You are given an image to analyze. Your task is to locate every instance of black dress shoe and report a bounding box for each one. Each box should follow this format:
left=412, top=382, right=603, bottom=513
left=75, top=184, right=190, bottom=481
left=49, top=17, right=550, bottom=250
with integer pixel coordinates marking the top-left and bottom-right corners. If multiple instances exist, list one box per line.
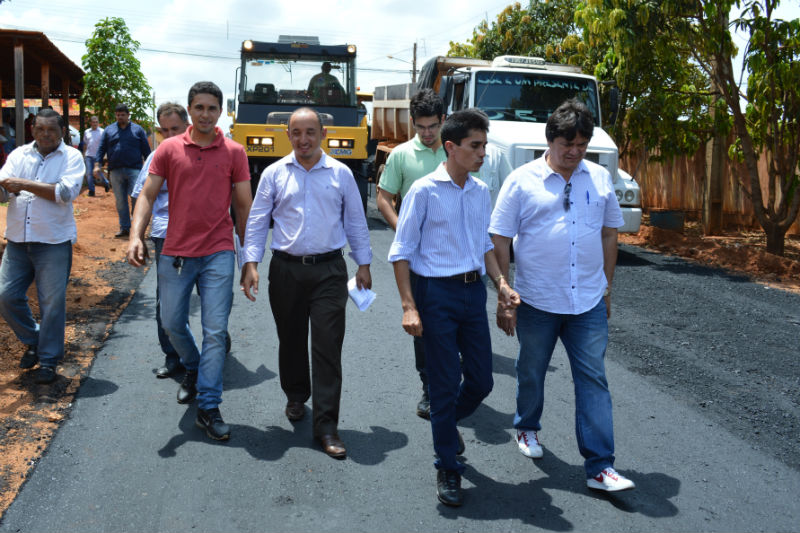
left=177, top=370, right=198, bottom=404
left=285, top=401, right=305, bottom=421
left=416, top=389, right=430, bottom=419
left=114, top=229, right=130, bottom=238
left=196, top=407, right=231, bottom=440
left=156, top=354, right=183, bottom=379
left=318, top=434, right=346, bottom=459
left=436, top=470, right=463, bottom=507
left=19, top=345, right=38, bottom=369
left=33, top=366, right=57, bottom=384
left=104, top=182, right=110, bottom=193
left=87, top=190, right=96, bottom=197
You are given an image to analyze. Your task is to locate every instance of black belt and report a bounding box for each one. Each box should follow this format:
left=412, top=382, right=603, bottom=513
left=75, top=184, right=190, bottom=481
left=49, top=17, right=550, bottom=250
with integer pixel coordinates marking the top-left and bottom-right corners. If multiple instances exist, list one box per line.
left=272, top=249, right=342, bottom=265
left=434, top=270, right=480, bottom=283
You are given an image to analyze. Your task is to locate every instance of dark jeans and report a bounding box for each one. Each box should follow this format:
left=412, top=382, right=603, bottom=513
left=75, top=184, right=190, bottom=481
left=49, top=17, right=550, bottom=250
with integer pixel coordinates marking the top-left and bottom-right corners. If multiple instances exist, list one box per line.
left=268, top=253, right=348, bottom=437
left=415, top=275, right=493, bottom=473
left=152, top=237, right=179, bottom=358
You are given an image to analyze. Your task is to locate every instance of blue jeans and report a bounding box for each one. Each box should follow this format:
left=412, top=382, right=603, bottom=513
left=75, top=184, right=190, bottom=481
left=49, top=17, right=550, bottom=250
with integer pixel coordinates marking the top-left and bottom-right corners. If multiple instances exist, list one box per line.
left=416, top=276, right=494, bottom=474
left=158, top=250, right=234, bottom=410
left=515, top=299, right=615, bottom=477
left=152, top=238, right=179, bottom=358
left=0, top=241, right=72, bottom=367
left=109, top=167, right=139, bottom=230
left=85, top=155, right=108, bottom=193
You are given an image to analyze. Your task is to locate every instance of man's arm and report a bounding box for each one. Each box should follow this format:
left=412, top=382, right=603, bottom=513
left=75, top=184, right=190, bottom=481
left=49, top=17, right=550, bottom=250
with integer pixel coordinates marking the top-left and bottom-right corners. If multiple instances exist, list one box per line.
left=0, top=178, right=57, bottom=201
left=376, top=187, right=399, bottom=230
left=231, top=180, right=252, bottom=245
left=0, top=150, right=83, bottom=203
left=491, top=234, right=517, bottom=335
left=93, top=130, right=108, bottom=178
left=601, top=226, right=618, bottom=318
left=392, top=260, right=422, bottom=337
left=127, top=173, right=164, bottom=267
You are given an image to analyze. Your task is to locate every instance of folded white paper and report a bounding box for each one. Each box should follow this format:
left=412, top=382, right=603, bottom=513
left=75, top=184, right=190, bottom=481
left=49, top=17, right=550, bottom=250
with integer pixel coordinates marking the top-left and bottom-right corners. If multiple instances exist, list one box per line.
left=347, top=277, right=376, bottom=311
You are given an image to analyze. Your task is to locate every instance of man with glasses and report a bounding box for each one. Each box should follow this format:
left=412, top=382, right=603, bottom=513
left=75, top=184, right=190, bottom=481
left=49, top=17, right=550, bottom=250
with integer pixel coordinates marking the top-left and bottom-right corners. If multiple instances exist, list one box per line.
left=489, top=99, right=635, bottom=492
left=377, top=88, right=445, bottom=419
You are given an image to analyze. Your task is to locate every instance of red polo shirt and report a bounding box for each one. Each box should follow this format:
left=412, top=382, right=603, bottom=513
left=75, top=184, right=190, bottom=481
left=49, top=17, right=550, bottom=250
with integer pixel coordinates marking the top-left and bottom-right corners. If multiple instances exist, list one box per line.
left=149, top=126, right=250, bottom=257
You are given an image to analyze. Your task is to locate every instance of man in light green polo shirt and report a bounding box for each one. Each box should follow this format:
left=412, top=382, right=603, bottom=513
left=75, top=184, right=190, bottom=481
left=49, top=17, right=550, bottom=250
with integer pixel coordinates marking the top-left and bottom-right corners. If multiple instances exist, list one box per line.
left=377, top=88, right=445, bottom=419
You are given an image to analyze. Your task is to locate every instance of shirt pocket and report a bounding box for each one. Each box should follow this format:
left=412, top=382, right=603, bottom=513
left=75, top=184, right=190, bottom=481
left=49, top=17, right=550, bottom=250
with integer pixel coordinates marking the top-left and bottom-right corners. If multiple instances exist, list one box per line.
left=582, top=201, right=605, bottom=229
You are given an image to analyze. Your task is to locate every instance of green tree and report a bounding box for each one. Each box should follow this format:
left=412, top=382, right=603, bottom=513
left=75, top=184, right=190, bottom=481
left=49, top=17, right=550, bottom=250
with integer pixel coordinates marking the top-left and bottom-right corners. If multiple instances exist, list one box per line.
left=79, top=17, right=153, bottom=130
left=579, top=0, right=800, bottom=255
left=447, top=1, right=582, bottom=64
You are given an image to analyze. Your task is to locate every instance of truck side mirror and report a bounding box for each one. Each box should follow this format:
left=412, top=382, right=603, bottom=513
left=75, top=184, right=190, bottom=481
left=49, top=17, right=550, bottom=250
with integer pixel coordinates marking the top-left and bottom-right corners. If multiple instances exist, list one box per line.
left=608, top=87, right=620, bottom=125
left=227, top=98, right=235, bottom=117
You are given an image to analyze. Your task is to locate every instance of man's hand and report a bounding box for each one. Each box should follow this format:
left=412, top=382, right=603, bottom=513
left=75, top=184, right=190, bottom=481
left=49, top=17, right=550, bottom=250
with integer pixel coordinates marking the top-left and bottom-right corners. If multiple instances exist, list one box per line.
left=0, top=177, right=25, bottom=194
left=92, top=164, right=102, bottom=179
left=127, top=237, right=149, bottom=267
left=402, top=307, right=423, bottom=337
left=496, top=303, right=517, bottom=336
left=355, top=264, right=372, bottom=290
left=605, top=294, right=611, bottom=318
left=240, top=262, right=259, bottom=302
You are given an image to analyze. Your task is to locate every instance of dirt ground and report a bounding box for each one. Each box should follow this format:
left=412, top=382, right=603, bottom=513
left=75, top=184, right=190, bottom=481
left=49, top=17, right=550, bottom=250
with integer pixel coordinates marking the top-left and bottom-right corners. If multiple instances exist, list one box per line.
left=0, top=194, right=799, bottom=515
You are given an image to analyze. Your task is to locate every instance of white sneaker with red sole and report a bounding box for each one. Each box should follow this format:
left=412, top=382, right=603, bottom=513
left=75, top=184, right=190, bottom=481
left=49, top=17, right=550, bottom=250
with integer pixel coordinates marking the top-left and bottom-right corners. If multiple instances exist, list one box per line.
left=516, top=429, right=543, bottom=458
left=587, top=467, right=635, bottom=491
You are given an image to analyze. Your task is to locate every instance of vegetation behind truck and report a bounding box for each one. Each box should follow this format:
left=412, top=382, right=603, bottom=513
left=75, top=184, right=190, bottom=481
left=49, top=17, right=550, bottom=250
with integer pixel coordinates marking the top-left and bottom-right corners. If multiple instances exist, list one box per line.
left=228, top=36, right=369, bottom=204
left=371, top=55, right=641, bottom=232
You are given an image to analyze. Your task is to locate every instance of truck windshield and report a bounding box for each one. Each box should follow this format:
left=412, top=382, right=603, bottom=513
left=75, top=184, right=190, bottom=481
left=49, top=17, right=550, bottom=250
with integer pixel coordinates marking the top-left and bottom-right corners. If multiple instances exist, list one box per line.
left=474, top=71, right=600, bottom=125
left=240, top=55, right=355, bottom=107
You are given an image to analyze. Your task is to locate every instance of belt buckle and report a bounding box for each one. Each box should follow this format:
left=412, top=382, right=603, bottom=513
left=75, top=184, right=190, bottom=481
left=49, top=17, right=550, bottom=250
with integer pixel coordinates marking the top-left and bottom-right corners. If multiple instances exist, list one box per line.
left=301, top=255, right=315, bottom=265
left=464, top=271, right=477, bottom=283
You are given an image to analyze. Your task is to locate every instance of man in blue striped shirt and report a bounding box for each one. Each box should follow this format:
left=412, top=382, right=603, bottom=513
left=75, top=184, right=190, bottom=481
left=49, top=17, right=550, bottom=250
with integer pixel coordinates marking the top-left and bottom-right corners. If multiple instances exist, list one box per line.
left=389, top=108, right=520, bottom=507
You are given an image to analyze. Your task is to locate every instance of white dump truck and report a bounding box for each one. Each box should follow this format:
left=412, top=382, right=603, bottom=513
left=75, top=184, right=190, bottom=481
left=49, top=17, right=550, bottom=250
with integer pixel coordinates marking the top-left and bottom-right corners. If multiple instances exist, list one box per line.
left=371, top=55, right=641, bottom=232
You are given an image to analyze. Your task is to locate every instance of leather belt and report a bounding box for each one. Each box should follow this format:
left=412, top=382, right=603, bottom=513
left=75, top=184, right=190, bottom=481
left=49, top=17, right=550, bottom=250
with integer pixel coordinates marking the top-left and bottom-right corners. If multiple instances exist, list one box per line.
left=436, top=270, right=480, bottom=283
left=272, top=249, right=342, bottom=265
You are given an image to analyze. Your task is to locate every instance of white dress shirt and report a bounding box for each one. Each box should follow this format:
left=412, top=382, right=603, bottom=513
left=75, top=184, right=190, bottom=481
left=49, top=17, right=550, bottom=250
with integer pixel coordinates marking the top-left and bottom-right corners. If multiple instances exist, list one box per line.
left=242, top=152, right=372, bottom=266
left=489, top=153, right=624, bottom=315
left=0, top=141, right=85, bottom=244
left=388, top=163, right=493, bottom=276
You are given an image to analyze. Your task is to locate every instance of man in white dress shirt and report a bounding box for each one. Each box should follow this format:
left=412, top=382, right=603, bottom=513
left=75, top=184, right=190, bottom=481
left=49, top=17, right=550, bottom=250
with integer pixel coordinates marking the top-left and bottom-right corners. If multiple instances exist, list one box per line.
left=240, top=107, right=372, bottom=460
left=0, top=109, right=84, bottom=384
left=490, top=98, right=635, bottom=492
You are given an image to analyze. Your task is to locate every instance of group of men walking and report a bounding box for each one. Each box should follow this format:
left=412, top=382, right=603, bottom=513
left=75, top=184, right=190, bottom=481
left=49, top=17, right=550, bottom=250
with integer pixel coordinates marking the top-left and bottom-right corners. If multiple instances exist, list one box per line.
left=0, top=82, right=634, bottom=508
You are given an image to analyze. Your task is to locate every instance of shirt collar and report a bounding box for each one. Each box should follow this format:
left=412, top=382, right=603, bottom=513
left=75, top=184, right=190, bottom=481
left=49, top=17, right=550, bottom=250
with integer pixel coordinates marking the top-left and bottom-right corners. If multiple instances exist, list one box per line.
left=180, top=126, right=225, bottom=149
left=538, top=149, right=590, bottom=181
left=289, top=149, right=331, bottom=170
left=29, top=140, right=66, bottom=158
left=430, top=162, right=477, bottom=190
left=412, top=134, right=443, bottom=154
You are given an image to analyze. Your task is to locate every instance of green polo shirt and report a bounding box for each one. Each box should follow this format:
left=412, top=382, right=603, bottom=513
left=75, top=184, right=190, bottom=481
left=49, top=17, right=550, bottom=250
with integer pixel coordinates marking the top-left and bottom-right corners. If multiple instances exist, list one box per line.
left=378, top=135, right=447, bottom=198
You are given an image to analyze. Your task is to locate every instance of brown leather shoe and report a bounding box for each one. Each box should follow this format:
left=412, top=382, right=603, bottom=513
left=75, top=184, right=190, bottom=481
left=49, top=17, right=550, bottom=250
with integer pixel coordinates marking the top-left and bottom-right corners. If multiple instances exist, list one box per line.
left=285, top=401, right=305, bottom=421
left=319, top=434, right=346, bottom=459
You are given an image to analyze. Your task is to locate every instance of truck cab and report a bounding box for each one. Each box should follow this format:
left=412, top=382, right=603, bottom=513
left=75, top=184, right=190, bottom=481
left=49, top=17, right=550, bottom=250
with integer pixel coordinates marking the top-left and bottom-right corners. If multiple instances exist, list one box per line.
left=428, top=55, right=642, bottom=232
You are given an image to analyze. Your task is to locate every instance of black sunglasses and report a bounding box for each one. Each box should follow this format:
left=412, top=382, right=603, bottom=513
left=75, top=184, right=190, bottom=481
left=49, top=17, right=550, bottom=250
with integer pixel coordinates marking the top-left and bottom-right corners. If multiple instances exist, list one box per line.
left=563, top=182, right=572, bottom=211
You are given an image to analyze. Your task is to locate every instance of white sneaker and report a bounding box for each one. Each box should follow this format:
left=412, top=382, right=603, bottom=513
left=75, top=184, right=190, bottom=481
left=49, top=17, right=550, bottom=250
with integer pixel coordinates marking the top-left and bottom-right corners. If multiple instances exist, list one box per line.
left=516, top=429, right=543, bottom=458
left=587, top=467, right=635, bottom=491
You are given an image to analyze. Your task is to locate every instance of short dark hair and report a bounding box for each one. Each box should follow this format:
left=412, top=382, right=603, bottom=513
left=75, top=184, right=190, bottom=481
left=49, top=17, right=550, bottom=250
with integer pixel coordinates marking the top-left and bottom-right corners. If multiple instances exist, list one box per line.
left=35, top=108, right=64, bottom=129
left=410, top=88, right=444, bottom=122
left=188, top=81, right=223, bottom=108
left=289, top=107, right=324, bottom=130
left=157, top=102, right=189, bottom=124
left=440, top=108, right=489, bottom=157
left=545, top=99, right=594, bottom=142
left=115, top=103, right=129, bottom=113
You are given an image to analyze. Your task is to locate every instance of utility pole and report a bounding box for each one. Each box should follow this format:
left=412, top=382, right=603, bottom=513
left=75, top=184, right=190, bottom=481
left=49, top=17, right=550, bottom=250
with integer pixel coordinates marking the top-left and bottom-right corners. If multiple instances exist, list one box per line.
left=412, top=42, right=417, bottom=85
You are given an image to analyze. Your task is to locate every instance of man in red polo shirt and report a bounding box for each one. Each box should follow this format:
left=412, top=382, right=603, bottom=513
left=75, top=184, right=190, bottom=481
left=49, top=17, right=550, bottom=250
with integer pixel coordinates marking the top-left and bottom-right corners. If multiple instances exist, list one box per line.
left=127, top=81, right=252, bottom=441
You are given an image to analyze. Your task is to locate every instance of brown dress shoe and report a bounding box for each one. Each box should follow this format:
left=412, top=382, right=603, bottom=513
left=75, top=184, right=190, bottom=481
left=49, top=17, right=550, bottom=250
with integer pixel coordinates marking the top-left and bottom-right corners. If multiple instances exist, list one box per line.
left=319, top=434, right=346, bottom=459
left=285, top=401, right=305, bottom=421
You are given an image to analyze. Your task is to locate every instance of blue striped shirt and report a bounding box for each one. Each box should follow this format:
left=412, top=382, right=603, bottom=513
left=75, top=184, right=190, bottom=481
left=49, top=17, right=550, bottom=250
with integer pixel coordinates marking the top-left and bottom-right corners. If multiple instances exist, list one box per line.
left=388, top=163, right=493, bottom=276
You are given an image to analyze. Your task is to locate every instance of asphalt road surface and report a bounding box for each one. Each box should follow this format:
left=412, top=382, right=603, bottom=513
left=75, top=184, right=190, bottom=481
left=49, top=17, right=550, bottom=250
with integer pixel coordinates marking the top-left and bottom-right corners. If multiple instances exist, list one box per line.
left=1, top=199, right=798, bottom=532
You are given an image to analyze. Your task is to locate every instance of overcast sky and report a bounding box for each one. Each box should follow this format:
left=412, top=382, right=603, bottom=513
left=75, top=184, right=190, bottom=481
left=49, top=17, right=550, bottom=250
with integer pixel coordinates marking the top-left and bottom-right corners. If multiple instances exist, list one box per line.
left=0, top=0, right=510, bottom=130
left=2, top=0, right=797, bottom=132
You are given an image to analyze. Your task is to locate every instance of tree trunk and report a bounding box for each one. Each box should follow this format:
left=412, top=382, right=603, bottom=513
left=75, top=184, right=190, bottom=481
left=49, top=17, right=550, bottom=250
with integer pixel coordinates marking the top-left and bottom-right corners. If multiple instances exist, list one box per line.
left=765, top=224, right=785, bottom=256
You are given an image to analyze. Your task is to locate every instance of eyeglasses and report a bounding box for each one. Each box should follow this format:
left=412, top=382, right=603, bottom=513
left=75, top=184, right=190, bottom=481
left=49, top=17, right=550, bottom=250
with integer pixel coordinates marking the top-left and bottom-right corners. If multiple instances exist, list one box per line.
left=563, top=182, right=572, bottom=211
left=413, top=122, right=441, bottom=133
